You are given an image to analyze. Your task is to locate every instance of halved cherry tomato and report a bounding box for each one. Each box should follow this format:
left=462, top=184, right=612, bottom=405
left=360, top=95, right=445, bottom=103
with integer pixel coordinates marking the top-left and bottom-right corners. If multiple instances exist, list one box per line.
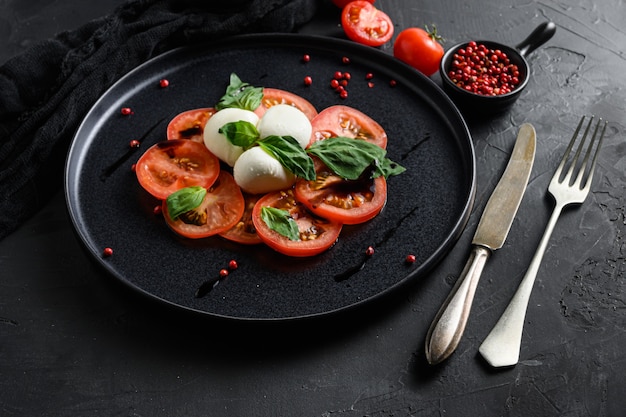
left=219, top=193, right=263, bottom=245
left=135, top=139, right=220, bottom=200
left=162, top=171, right=244, bottom=239
left=256, top=88, right=318, bottom=121
left=294, top=158, right=387, bottom=224
left=166, top=108, right=216, bottom=143
left=341, top=1, right=394, bottom=47
left=310, top=105, right=387, bottom=149
left=252, top=189, right=342, bottom=257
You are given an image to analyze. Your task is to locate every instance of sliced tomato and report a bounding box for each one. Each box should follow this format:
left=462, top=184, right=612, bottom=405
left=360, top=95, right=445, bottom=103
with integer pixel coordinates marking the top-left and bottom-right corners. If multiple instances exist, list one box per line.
left=162, top=171, right=244, bottom=239
left=135, top=139, right=220, bottom=200
left=255, top=88, right=318, bottom=121
left=219, top=193, right=263, bottom=245
left=341, top=1, right=394, bottom=47
left=167, top=108, right=216, bottom=142
left=294, top=158, right=387, bottom=224
left=310, top=105, right=387, bottom=149
left=252, top=189, right=342, bottom=257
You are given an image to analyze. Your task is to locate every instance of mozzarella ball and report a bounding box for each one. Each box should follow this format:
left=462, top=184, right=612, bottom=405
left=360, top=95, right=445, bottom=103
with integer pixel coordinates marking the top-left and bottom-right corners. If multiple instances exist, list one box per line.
left=233, top=146, right=296, bottom=194
left=203, top=108, right=259, bottom=166
left=256, top=104, right=312, bottom=149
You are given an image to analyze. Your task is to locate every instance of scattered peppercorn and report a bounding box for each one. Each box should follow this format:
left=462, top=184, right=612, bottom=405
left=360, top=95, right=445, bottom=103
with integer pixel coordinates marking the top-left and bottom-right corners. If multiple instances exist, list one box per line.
left=302, top=54, right=311, bottom=63
left=342, top=56, right=350, bottom=64
left=219, top=269, right=229, bottom=277
left=405, top=254, right=416, bottom=264
left=228, top=259, right=238, bottom=270
left=159, top=79, right=169, bottom=88
left=304, top=76, right=313, bottom=86
left=330, top=70, right=353, bottom=99
left=129, top=139, right=141, bottom=148
left=121, top=107, right=133, bottom=116
left=365, top=246, right=375, bottom=256
left=103, top=247, right=113, bottom=257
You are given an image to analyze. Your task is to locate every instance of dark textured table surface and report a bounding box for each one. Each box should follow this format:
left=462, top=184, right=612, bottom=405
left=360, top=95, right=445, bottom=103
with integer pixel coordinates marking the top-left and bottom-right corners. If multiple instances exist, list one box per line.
left=1, top=1, right=624, bottom=416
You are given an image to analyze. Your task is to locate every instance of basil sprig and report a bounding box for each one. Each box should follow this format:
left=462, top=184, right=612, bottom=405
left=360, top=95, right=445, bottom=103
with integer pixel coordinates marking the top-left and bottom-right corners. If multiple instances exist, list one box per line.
left=166, top=186, right=206, bottom=220
left=219, top=122, right=405, bottom=181
left=219, top=121, right=316, bottom=180
left=260, top=207, right=300, bottom=241
left=216, top=73, right=263, bottom=111
left=307, top=136, right=406, bottom=180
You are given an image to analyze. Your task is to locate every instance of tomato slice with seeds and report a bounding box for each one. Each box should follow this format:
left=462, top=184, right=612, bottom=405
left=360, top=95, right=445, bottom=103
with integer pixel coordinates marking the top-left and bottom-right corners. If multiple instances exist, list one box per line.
left=252, top=189, right=342, bottom=257
left=310, top=105, right=387, bottom=149
left=162, top=171, right=244, bottom=239
left=294, top=158, right=387, bottom=225
left=167, top=108, right=216, bottom=142
left=135, top=139, right=220, bottom=200
left=255, top=88, right=318, bottom=121
left=341, top=1, right=394, bottom=47
left=219, top=193, right=263, bottom=245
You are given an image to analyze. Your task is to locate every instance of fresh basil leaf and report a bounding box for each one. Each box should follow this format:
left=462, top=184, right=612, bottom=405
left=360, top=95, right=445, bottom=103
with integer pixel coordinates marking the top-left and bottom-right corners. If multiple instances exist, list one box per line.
left=216, top=73, right=263, bottom=111
left=166, top=186, right=207, bottom=220
left=307, top=136, right=405, bottom=180
left=258, top=135, right=316, bottom=180
left=219, top=121, right=260, bottom=148
left=261, top=206, right=300, bottom=241
left=224, top=73, right=245, bottom=96
left=380, top=158, right=407, bottom=177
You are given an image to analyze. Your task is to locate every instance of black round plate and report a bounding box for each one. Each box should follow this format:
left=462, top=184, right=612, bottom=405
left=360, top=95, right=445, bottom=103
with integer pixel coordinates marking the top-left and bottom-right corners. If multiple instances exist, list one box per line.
left=65, top=34, right=475, bottom=322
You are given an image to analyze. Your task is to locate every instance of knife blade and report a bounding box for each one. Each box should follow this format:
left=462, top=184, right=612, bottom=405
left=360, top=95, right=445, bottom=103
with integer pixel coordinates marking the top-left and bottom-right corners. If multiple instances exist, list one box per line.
left=424, top=123, right=536, bottom=365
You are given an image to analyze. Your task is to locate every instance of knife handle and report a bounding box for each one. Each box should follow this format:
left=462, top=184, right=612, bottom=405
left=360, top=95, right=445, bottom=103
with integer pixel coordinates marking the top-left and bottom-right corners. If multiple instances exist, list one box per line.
left=425, top=245, right=491, bottom=365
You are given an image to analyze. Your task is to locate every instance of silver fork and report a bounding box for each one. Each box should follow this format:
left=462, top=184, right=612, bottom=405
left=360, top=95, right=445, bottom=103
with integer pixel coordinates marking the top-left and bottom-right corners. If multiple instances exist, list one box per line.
left=478, top=115, right=607, bottom=367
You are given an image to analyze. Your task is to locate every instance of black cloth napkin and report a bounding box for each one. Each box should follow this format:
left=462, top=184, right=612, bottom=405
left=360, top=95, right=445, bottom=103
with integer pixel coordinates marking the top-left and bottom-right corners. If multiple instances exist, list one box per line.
left=0, top=0, right=319, bottom=240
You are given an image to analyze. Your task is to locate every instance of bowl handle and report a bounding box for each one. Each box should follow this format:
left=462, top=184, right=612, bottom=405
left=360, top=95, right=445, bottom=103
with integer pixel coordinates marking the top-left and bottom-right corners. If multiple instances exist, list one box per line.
left=515, top=21, right=557, bottom=57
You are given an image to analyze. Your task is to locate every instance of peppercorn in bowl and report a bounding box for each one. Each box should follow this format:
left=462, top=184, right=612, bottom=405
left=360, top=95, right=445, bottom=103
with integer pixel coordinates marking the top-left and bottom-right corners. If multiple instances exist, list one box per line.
left=439, top=22, right=556, bottom=116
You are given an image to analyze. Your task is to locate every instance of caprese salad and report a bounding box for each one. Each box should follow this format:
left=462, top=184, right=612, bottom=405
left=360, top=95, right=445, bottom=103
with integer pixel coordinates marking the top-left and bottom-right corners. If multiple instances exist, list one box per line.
left=134, top=73, right=405, bottom=257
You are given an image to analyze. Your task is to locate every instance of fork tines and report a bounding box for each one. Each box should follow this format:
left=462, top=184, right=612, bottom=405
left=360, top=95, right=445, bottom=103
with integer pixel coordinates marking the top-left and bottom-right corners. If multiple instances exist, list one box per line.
left=557, top=115, right=607, bottom=191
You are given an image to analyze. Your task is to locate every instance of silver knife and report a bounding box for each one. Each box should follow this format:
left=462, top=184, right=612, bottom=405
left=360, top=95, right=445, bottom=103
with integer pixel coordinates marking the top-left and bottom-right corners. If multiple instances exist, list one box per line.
left=424, top=123, right=536, bottom=365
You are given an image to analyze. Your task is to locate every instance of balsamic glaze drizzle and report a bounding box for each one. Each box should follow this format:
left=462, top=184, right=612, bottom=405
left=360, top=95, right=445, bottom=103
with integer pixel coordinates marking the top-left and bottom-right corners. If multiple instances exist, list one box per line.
left=195, top=276, right=222, bottom=298
left=333, top=205, right=420, bottom=282
left=334, top=254, right=369, bottom=282
left=100, top=118, right=165, bottom=181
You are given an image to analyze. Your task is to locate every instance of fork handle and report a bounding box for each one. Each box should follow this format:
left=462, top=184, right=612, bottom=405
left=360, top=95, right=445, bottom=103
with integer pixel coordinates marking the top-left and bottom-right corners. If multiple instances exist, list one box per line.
left=478, top=202, right=565, bottom=367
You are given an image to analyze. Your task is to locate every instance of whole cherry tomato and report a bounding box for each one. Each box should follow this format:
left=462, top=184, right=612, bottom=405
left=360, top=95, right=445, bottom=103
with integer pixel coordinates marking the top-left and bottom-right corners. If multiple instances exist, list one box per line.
left=393, top=26, right=445, bottom=77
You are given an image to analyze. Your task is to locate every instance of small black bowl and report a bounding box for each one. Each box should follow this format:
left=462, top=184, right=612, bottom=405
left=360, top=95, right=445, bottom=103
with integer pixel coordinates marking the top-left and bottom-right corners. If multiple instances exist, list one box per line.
left=440, top=21, right=556, bottom=116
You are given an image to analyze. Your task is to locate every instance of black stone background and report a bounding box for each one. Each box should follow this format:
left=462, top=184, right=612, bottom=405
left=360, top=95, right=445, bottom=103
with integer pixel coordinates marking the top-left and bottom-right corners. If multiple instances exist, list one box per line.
left=1, top=0, right=624, bottom=416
